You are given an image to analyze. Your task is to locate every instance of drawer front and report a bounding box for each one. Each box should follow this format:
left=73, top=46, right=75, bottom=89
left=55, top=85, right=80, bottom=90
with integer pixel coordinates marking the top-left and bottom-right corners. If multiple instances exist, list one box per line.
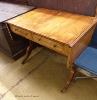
left=10, top=25, right=70, bottom=56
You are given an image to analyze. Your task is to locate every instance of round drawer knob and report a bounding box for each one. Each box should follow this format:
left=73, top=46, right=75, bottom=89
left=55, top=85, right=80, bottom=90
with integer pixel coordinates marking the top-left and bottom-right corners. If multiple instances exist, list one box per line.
left=15, top=28, right=18, bottom=31
left=53, top=44, right=57, bottom=47
left=38, top=38, right=41, bottom=41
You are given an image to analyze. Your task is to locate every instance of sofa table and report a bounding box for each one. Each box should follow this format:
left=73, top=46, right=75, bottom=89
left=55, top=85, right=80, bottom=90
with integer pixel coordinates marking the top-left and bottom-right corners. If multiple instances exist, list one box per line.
left=6, top=8, right=97, bottom=91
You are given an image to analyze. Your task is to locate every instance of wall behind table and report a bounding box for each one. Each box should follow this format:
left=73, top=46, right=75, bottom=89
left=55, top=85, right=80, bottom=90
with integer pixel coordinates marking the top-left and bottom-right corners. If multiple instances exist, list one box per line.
left=28, top=0, right=97, bottom=16
left=0, top=0, right=28, bottom=5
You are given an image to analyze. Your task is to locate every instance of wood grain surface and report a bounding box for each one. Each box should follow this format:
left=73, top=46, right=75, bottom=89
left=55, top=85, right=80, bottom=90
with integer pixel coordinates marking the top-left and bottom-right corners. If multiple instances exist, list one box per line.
left=7, top=8, right=97, bottom=47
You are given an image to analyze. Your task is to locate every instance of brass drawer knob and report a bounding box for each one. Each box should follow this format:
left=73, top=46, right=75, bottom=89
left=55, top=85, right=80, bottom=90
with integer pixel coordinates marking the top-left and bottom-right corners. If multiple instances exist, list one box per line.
left=38, top=38, right=41, bottom=41
left=53, top=44, right=57, bottom=47
left=14, top=28, right=18, bottom=31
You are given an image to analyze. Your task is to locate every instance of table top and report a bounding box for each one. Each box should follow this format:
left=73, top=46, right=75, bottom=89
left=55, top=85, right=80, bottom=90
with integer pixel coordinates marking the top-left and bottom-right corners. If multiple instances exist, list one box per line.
left=7, top=8, right=97, bottom=47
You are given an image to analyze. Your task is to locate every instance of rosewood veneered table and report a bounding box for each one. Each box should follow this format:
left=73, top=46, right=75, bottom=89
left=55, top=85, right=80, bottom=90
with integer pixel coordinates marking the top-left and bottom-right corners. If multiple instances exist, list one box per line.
left=6, top=8, right=97, bottom=91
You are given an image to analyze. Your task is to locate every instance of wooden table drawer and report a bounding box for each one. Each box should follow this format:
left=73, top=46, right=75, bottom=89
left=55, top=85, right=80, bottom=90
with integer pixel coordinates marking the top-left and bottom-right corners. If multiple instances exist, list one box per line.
left=9, top=25, right=70, bottom=56
left=10, top=25, right=30, bottom=38
left=32, top=33, right=70, bottom=56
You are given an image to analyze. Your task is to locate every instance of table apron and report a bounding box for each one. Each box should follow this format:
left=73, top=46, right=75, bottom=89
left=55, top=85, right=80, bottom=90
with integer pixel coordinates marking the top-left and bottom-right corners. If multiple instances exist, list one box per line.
left=9, top=25, right=71, bottom=57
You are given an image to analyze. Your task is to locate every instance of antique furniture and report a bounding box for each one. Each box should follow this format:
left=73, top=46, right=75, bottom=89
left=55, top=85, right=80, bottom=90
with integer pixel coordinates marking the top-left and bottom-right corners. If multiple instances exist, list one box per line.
left=7, top=8, right=97, bottom=90
left=0, top=2, right=34, bottom=59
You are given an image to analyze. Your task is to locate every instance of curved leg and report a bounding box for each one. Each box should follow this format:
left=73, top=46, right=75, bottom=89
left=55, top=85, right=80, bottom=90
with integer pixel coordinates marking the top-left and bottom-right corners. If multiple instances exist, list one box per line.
left=22, top=41, right=37, bottom=64
left=61, top=67, right=76, bottom=93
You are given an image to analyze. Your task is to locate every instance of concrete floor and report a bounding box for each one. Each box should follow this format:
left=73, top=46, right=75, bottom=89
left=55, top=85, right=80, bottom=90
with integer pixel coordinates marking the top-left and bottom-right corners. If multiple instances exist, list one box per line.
left=0, top=47, right=97, bottom=100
